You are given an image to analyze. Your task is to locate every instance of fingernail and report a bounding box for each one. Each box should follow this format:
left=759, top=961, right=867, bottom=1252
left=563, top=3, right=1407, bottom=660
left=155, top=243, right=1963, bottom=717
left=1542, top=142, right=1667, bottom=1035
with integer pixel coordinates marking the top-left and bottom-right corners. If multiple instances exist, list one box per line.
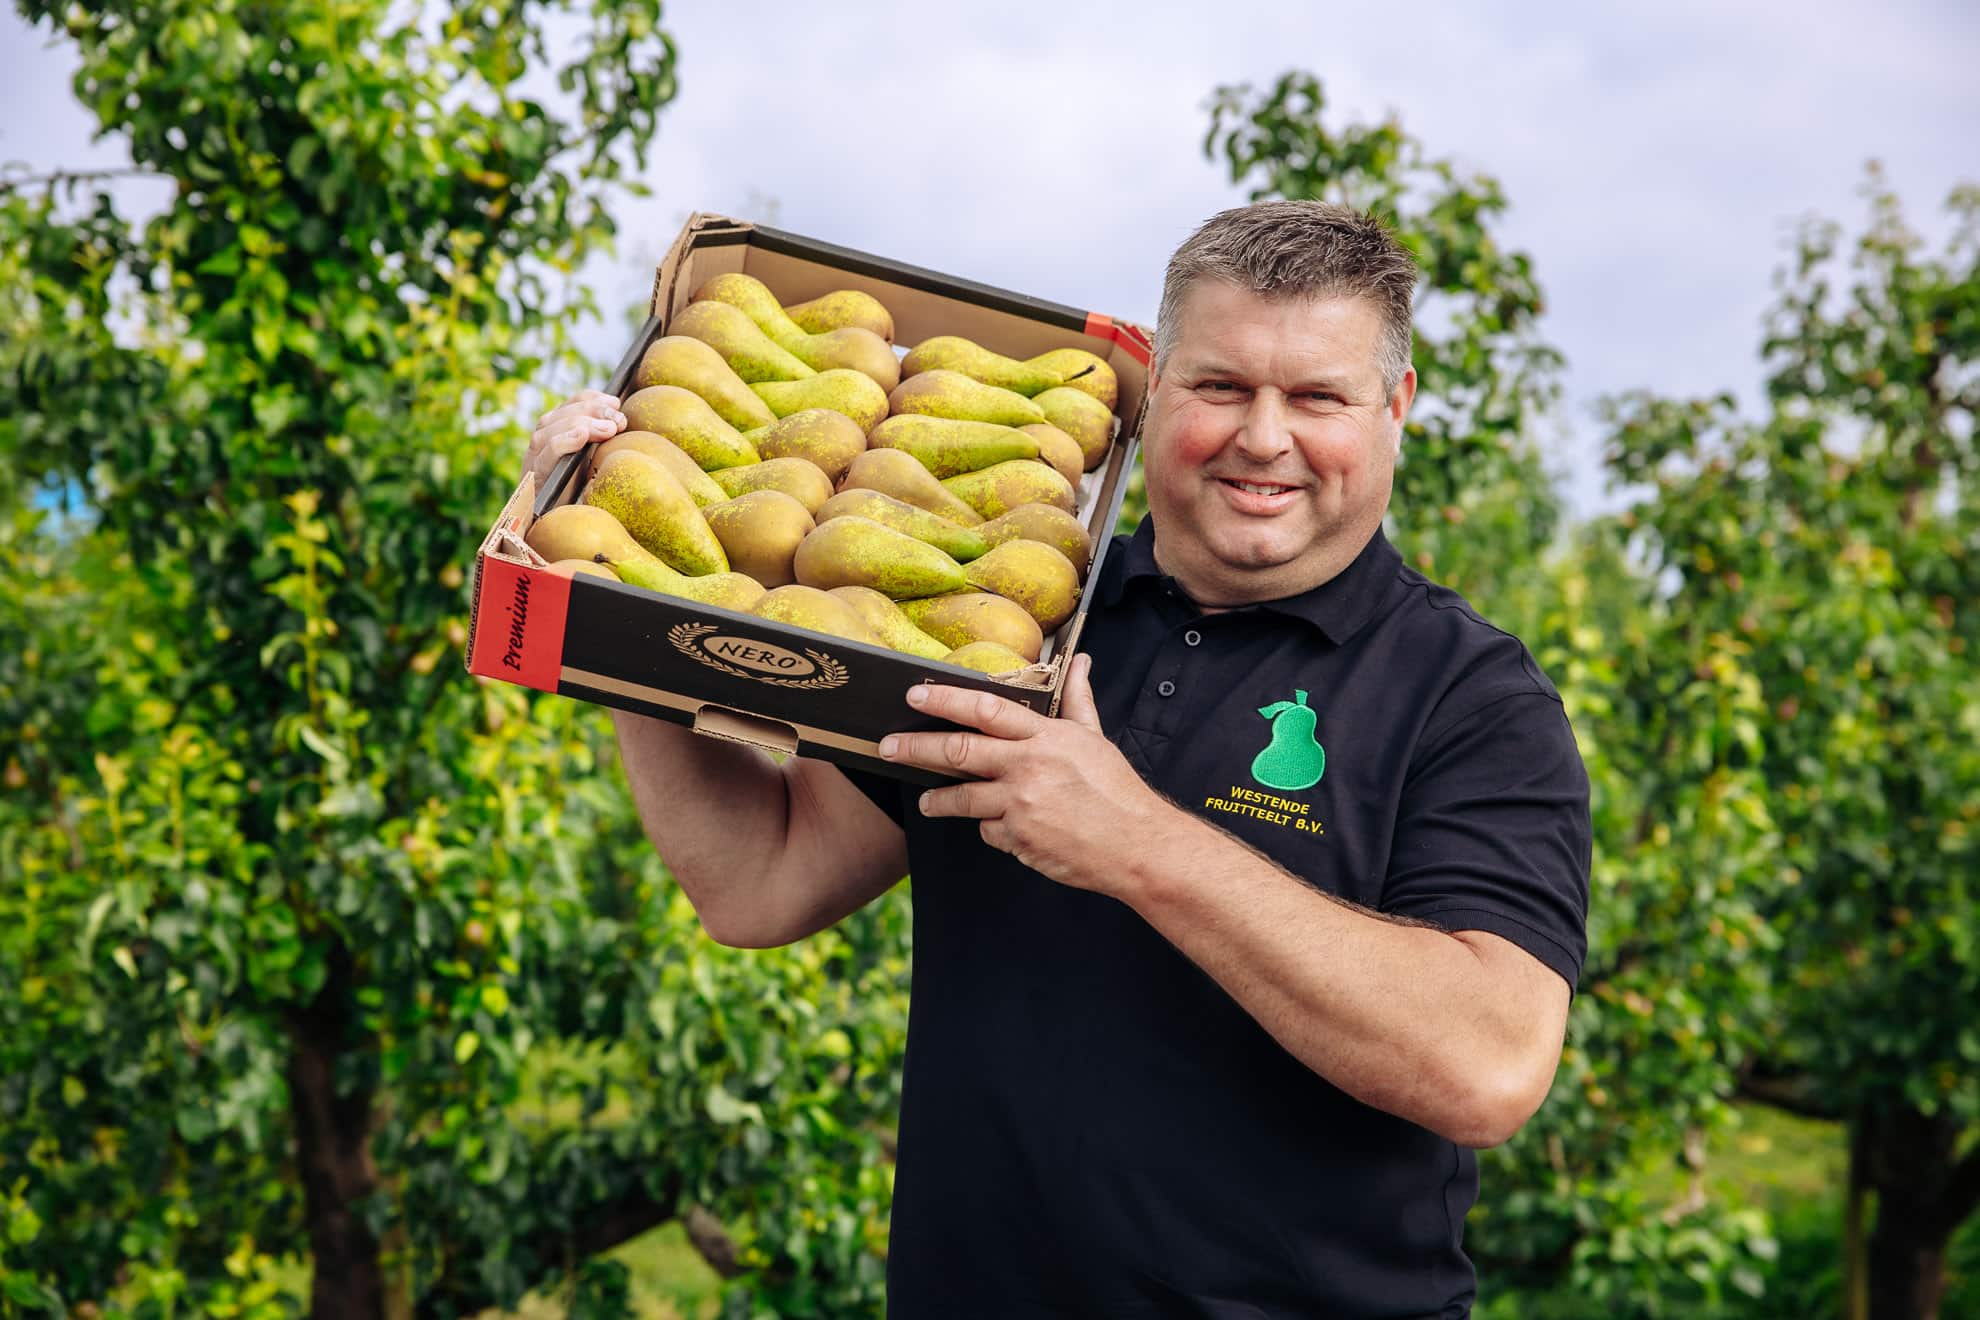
left=918, top=792, right=933, bottom=814
left=879, top=736, right=899, bottom=758
left=906, top=684, right=928, bottom=706
left=615, top=413, right=627, bottom=426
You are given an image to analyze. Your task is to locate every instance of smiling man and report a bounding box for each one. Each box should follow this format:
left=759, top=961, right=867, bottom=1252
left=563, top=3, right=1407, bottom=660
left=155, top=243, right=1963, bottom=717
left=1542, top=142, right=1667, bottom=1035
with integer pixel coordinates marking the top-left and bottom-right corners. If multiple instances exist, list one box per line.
left=527, top=200, right=1591, bottom=1318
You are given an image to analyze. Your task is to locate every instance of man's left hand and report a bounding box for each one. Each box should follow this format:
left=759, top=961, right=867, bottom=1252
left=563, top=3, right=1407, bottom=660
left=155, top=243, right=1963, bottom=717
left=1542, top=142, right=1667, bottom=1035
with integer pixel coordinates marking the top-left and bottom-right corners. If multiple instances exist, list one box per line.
left=878, top=654, right=1164, bottom=893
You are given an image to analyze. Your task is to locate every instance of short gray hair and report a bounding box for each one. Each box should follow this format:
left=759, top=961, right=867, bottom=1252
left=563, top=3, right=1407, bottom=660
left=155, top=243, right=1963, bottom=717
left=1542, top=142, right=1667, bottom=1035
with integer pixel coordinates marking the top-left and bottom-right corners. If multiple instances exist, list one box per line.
left=1153, top=200, right=1417, bottom=394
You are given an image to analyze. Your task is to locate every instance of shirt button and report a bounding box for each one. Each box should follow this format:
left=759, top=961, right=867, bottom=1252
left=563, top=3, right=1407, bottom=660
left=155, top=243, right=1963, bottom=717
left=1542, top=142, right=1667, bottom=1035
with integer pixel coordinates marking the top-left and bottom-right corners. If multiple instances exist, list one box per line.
left=1183, top=629, right=1202, bottom=647
left=1157, top=680, right=1177, bottom=697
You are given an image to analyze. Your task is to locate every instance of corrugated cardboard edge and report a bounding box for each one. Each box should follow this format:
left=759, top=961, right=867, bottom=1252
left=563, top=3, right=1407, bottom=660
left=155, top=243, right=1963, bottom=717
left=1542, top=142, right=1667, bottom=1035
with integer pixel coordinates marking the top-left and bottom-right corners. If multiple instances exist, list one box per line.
left=465, top=474, right=543, bottom=673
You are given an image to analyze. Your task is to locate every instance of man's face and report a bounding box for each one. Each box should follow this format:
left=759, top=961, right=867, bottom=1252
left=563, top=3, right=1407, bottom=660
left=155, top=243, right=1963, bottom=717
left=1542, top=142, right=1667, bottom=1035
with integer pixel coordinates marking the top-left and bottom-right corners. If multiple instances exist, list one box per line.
left=1140, top=282, right=1415, bottom=607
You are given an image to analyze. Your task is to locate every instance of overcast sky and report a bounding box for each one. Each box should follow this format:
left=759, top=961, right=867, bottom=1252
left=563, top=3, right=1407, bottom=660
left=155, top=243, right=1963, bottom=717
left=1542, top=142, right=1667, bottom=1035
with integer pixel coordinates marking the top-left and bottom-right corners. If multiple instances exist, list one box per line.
left=4, top=0, right=1977, bottom=514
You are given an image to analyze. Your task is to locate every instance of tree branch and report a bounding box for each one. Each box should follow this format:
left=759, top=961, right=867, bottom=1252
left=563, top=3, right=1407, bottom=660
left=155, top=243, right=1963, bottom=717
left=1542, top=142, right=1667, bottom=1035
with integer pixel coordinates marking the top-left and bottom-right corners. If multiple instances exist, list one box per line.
left=684, top=1205, right=746, bottom=1279
left=0, top=166, right=168, bottom=196
left=1735, top=1067, right=1844, bottom=1122
left=1925, top=1142, right=1980, bottom=1240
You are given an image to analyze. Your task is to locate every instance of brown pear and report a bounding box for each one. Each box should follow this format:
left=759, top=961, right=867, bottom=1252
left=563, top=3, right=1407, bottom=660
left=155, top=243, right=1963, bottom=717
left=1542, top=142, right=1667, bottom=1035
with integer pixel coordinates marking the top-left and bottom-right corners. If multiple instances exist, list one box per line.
left=525, top=504, right=659, bottom=568
left=633, top=336, right=777, bottom=430
left=619, top=386, right=759, bottom=471
left=868, top=415, right=1039, bottom=479
left=1018, top=423, right=1084, bottom=486
left=900, top=592, right=1044, bottom=663
left=888, top=370, right=1044, bottom=427
left=1033, top=387, right=1115, bottom=470
left=942, top=460, right=1076, bottom=520
left=582, top=450, right=729, bottom=576
left=840, top=449, right=985, bottom=527
left=829, top=586, right=950, bottom=660
left=963, top=539, right=1082, bottom=633
left=815, top=489, right=987, bottom=562
left=784, top=289, right=895, bottom=342
left=977, top=503, right=1094, bottom=579
left=902, top=336, right=1062, bottom=396
left=753, top=585, right=882, bottom=646
left=709, top=457, right=834, bottom=514
left=602, top=556, right=765, bottom=612
left=591, top=431, right=728, bottom=508
left=943, top=641, right=1034, bottom=675
left=1026, top=348, right=1119, bottom=411
left=793, top=516, right=969, bottom=601
left=745, top=409, right=867, bottom=483
left=703, top=490, right=815, bottom=589
left=669, top=299, right=815, bottom=383
left=752, top=369, right=890, bottom=431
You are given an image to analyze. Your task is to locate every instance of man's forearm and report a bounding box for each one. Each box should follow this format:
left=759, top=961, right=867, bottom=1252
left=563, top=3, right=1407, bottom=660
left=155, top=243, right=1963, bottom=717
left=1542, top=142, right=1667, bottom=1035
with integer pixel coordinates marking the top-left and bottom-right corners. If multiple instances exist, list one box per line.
left=1111, top=804, right=1567, bottom=1147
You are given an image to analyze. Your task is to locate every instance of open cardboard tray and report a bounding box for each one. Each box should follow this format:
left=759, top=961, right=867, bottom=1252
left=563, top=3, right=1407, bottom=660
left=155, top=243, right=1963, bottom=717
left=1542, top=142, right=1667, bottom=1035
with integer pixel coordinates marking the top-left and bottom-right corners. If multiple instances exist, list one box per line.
left=466, top=214, right=1150, bottom=786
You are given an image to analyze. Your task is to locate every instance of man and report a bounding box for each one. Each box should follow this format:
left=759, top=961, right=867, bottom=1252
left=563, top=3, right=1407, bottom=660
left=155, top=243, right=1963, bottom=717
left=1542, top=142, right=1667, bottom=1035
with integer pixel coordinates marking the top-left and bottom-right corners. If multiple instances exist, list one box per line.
left=525, top=201, right=1590, bottom=1317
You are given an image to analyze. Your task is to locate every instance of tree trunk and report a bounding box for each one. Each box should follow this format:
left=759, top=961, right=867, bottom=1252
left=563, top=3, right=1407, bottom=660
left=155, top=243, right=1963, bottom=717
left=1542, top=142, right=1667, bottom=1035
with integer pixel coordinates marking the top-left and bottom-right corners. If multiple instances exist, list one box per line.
left=1843, top=1119, right=1869, bottom=1320
left=289, top=938, right=387, bottom=1320
left=1858, top=1101, right=1966, bottom=1320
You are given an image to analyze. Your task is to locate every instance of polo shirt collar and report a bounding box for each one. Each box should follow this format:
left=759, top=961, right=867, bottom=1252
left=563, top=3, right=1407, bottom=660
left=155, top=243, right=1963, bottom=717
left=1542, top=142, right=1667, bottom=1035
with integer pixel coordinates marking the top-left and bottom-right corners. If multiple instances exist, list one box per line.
left=1099, top=515, right=1402, bottom=645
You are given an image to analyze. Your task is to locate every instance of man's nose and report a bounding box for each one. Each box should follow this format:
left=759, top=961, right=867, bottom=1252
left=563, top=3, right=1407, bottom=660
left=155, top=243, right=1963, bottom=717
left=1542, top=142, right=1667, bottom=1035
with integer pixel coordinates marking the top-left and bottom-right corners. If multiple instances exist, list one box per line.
left=1234, top=389, right=1295, bottom=463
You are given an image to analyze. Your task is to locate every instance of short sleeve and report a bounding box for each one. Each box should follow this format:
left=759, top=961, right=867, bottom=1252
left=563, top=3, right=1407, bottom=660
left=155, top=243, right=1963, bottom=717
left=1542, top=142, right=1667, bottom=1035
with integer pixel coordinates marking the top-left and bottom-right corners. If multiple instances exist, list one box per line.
left=833, top=761, right=910, bottom=830
left=1381, top=693, right=1592, bottom=989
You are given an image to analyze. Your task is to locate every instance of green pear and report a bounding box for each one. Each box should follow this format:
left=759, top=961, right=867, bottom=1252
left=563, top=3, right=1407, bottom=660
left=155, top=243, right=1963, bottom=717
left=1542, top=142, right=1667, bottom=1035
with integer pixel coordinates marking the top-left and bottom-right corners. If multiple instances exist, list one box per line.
left=633, top=335, right=777, bottom=430
left=619, top=386, right=758, bottom=471
left=703, top=489, right=816, bottom=589
left=977, top=502, right=1094, bottom=579
left=793, top=516, right=969, bottom=600
left=942, top=460, right=1076, bottom=520
left=868, top=415, right=1039, bottom=479
left=815, top=488, right=988, bottom=562
left=942, top=641, right=1034, bottom=675
left=752, top=369, right=890, bottom=431
left=602, top=555, right=766, bottom=612
left=1251, top=690, right=1326, bottom=791
left=829, top=586, right=950, bottom=660
left=546, top=557, right=620, bottom=581
left=902, top=335, right=1062, bottom=396
left=582, top=450, right=729, bottom=576
left=840, top=449, right=985, bottom=527
left=669, top=299, right=815, bottom=383
left=888, top=369, right=1045, bottom=427
left=752, top=584, right=882, bottom=646
left=784, top=288, right=895, bottom=342
left=792, top=327, right=901, bottom=391
left=962, top=539, right=1082, bottom=633
left=526, top=504, right=661, bottom=568
left=899, top=592, right=1043, bottom=663
left=1026, top=348, right=1118, bottom=411
left=744, top=409, right=867, bottom=483
left=591, top=431, right=729, bottom=508
left=709, top=457, right=834, bottom=514
left=1018, top=423, right=1085, bottom=486
left=1032, top=387, right=1115, bottom=470
left=691, top=272, right=813, bottom=352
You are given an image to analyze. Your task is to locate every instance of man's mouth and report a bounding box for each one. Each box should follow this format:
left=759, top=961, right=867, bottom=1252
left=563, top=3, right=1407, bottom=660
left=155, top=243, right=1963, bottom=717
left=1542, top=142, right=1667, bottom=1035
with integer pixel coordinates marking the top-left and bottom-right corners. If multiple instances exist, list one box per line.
left=1220, top=479, right=1299, bottom=496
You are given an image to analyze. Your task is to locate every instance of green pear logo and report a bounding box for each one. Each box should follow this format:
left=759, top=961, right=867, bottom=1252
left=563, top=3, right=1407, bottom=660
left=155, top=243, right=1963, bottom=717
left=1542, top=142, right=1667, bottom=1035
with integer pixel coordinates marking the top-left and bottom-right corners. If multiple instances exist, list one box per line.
left=1251, top=689, right=1326, bottom=792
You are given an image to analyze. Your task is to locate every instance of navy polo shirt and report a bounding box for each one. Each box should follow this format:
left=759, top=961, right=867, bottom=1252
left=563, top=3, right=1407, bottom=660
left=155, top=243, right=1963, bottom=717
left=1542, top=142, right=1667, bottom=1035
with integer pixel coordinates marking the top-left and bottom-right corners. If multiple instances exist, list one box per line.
left=847, top=515, right=1591, bottom=1319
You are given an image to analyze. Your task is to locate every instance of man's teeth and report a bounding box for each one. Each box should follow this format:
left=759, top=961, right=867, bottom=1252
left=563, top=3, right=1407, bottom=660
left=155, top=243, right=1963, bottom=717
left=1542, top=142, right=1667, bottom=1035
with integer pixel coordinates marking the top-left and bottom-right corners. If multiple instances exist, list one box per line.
left=1230, top=481, right=1292, bottom=495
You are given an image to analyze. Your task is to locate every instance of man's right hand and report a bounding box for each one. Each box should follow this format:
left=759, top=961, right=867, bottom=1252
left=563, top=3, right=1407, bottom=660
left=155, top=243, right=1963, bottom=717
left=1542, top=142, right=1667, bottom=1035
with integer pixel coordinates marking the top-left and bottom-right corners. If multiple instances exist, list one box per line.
left=523, top=389, right=626, bottom=487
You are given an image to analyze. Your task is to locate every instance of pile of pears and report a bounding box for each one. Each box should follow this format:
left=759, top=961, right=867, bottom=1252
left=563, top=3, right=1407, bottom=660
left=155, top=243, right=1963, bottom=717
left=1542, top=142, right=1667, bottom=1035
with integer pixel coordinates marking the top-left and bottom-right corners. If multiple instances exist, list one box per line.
left=524, top=272, right=1124, bottom=676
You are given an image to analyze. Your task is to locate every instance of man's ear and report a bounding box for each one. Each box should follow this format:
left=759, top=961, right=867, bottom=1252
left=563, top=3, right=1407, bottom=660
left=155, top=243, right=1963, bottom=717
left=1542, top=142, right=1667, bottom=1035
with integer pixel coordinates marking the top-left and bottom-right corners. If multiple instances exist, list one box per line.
left=1388, top=367, right=1418, bottom=455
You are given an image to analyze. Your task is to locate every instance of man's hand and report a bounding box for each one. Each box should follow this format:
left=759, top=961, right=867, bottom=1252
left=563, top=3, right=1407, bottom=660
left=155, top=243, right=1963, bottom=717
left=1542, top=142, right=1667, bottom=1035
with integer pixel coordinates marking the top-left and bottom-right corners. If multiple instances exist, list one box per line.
left=523, top=389, right=625, bottom=487
left=877, top=654, right=1168, bottom=892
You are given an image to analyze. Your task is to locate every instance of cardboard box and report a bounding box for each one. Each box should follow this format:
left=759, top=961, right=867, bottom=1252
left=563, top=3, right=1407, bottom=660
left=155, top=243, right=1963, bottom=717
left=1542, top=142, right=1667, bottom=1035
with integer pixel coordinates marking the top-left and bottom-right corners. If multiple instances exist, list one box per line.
left=466, top=214, right=1151, bottom=786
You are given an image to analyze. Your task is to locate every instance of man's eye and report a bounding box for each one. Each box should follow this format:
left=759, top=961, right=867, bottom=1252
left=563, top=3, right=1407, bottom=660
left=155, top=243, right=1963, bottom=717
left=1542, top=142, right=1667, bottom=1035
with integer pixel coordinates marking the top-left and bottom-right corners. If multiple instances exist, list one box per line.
left=1200, top=381, right=1238, bottom=393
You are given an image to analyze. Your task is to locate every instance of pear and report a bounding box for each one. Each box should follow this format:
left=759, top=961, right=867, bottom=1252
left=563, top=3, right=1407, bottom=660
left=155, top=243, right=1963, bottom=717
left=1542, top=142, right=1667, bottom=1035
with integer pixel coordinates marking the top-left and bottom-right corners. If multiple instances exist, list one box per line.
left=815, top=489, right=988, bottom=562
left=526, top=504, right=660, bottom=568
left=546, top=557, right=620, bottom=581
left=633, top=336, right=777, bottom=430
left=793, top=516, right=969, bottom=600
left=1033, top=387, right=1115, bottom=470
left=591, top=431, right=728, bottom=508
left=792, top=327, right=901, bottom=391
left=691, top=272, right=813, bottom=352
left=745, top=409, right=867, bottom=484
left=703, top=490, right=816, bottom=590
left=829, top=586, right=951, bottom=660
left=902, top=336, right=1062, bottom=396
left=752, top=369, right=890, bottom=431
left=1026, top=348, right=1119, bottom=411
left=900, top=592, right=1043, bottom=663
left=963, top=539, right=1082, bottom=633
left=977, top=503, right=1094, bottom=579
left=840, top=449, right=985, bottom=527
left=943, top=641, right=1034, bottom=675
left=709, top=457, right=834, bottom=514
left=582, top=450, right=729, bottom=576
left=784, top=289, right=895, bottom=342
left=619, top=386, right=758, bottom=471
left=602, top=556, right=766, bottom=612
left=868, top=415, right=1039, bottom=479
left=753, top=585, right=882, bottom=646
left=942, top=460, right=1076, bottom=520
left=1018, top=423, right=1084, bottom=486
left=888, top=370, right=1045, bottom=427
left=669, top=300, right=815, bottom=383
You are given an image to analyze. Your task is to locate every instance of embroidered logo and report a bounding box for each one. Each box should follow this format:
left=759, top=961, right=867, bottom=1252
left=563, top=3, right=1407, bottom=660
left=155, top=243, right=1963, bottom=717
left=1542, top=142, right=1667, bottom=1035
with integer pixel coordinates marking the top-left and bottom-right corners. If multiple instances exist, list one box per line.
left=1251, top=689, right=1325, bottom=791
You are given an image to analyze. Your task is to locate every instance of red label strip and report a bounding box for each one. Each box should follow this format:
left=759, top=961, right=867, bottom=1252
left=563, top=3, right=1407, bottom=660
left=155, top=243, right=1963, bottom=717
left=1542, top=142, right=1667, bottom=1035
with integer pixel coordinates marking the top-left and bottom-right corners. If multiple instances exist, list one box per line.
left=467, top=556, right=572, bottom=693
